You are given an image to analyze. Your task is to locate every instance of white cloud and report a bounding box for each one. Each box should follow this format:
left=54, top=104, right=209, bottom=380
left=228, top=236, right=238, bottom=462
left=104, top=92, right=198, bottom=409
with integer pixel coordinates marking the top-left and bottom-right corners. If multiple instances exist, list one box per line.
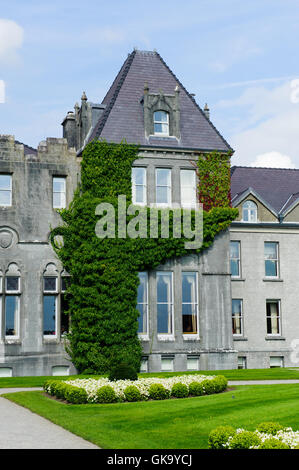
left=250, top=151, right=296, bottom=169
left=221, top=80, right=299, bottom=169
left=0, top=18, right=24, bottom=65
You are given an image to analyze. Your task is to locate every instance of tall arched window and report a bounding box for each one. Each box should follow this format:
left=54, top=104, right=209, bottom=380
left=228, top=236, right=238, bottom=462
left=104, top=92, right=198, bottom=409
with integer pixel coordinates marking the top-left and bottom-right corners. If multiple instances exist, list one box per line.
left=242, top=200, right=257, bottom=222
left=153, top=111, right=169, bottom=136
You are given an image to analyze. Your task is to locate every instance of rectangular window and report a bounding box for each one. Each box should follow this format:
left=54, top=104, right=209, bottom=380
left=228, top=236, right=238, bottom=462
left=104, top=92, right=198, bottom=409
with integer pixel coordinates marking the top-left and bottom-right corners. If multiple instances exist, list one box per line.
left=140, top=357, right=148, bottom=373
left=230, top=241, right=240, bottom=277
left=156, top=168, right=171, bottom=206
left=43, top=295, right=57, bottom=336
left=232, top=299, right=243, bottom=336
left=157, top=271, right=173, bottom=335
left=0, top=174, right=12, bottom=206
left=264, top=242, right=279, bottom=277
left=5, top=295, right=19, bottom=336
left=44, top=277, right=57, bottom=293
left=53, top=177, right=66, bottom=209
left=137, top=272, right=148, bottom=335
left=180, top=170, right=196, bottom=208
left=182, top=272, right=198, bottom=334
left=187, top=356, right=199, bottom=371
left=5, top=276, right=20, bottom=293
left=270, top=356, right=283, bottom=368
left=161, top=356, right=174, bottom=372
left=266, top=300, right=281, bottom=335
left=238, top=357, right=247, bottom=369
left=132, top=168, right=147, bottom=205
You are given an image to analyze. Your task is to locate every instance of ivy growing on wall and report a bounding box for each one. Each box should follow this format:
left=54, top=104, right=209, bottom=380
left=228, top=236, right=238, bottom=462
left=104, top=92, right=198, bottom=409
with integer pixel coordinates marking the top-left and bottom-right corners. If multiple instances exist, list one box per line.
left=51, top=140, right=238, bottom=374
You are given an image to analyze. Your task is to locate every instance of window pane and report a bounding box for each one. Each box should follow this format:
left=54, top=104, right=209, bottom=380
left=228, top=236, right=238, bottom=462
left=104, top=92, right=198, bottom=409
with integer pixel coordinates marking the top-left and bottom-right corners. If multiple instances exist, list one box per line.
left=230, top=260, right=239, bottom=277
left=154, top=111, right=168, bottom=123
left=0, top=190, right=11, bottom=205
left=0, top=175, right=11, bottom=190
left=230, top=241, right=240, bottom=258
left=157, top=304, right=172, bottom=333
left=156, top=169, right=171, bottom=186
left=156, top=186, right=169, bottom=204
left=5, top=296, right=18, bottom=336
left=137, top=273, right=147, bottom=334
left=53, top=178, right=65, bottom=192
left=266, top=302, right=279, bottom=334
left=265, top=260, right=277, bottom=277
left=161, top=358, right=173, bottom=371
left=232, top=299, right=242, bottom=335
left=157, top=272, right=172, bottom=303
left=6, top=277, right=19, bottom=292
left=132, top=168, right=145, bottom=185
left=43, top=295, right=56, bottom=335
left=187, top=357, right=199, bottom=370
left=264, top=242, right=277, bottom=259
left=44, top=277, right=57, bottom=292
left=135, top=185, right=146, bottom=204
left=61, top=277, right=68, bottom=292
left=182, top=272, right=197, bottom=303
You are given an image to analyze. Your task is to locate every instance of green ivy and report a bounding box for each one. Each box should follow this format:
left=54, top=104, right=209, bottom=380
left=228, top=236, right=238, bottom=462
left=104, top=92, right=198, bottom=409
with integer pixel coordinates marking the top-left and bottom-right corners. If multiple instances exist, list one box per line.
left=51, top=140, right=238, bottom=374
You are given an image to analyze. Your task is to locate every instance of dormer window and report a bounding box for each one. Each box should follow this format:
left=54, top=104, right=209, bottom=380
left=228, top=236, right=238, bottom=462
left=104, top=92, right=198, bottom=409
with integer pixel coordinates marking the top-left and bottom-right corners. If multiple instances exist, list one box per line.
left=153, top=111, right=169, bottom=136
left=242, top=200, right=257, bottom=222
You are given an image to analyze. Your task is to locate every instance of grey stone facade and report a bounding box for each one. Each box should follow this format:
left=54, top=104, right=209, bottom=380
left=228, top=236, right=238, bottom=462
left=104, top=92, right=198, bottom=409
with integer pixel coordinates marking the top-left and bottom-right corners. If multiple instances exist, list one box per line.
left=0, top=50, right=239, bottom=376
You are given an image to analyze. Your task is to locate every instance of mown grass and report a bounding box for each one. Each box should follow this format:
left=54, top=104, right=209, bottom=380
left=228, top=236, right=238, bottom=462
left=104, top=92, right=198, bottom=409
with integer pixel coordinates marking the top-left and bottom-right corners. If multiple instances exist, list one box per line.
left=5, top=384, right=299, bottom=449
left=1, top=367, right=299, bottom=388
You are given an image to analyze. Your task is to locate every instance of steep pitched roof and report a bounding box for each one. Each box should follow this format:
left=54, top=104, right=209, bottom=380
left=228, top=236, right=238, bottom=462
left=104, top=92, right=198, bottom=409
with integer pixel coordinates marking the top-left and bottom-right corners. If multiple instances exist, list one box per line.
left=15, top=140, right=37, bottom=156
left=88, top=50, right=231, bottom=152
left=231, top=166, right=299, bottom=214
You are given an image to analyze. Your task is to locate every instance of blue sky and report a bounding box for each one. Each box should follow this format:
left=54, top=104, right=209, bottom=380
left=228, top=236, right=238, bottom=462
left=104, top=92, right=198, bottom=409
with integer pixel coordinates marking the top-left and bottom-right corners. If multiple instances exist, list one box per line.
left=1, top=0, right=299, bottom=167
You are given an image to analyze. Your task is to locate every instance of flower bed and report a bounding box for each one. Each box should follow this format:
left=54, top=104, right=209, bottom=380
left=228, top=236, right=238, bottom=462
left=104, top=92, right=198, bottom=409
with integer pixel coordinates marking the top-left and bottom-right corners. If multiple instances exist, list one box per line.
left=43, top=374, right=227, bottom=404
left=208, top=422, right=299, bottom=449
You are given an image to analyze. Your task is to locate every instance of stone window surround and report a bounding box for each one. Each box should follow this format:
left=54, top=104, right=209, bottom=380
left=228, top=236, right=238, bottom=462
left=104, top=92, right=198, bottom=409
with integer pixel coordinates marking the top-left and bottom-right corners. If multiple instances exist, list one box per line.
left=0, top=263, right=21, bottom=342
left=138, top=262, right=200, bottom=343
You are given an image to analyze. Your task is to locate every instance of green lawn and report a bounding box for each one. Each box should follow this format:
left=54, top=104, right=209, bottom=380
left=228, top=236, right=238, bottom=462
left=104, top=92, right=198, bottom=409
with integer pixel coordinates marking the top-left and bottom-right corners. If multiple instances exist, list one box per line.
left=1, top=367, right=299, bottom=388
left=5, top=384, right=299, bottom=449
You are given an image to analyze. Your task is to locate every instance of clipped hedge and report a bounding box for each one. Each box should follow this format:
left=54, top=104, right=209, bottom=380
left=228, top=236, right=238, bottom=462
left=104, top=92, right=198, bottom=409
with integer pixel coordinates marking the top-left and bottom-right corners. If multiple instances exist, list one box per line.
left=43, top=374, right=228, bottom=404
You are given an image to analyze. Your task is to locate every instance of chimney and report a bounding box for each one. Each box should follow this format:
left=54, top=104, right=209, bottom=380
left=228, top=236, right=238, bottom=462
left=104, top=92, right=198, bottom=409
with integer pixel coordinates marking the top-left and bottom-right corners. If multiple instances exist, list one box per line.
left=204, top=103, right=210, bottom=120
left=62, top=111, right=76, bottom=148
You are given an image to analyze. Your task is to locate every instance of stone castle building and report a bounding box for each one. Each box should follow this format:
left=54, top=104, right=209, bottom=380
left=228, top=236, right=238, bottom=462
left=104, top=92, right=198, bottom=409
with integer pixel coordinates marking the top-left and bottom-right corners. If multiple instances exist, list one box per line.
left=0, top=50, right=296, bottom=376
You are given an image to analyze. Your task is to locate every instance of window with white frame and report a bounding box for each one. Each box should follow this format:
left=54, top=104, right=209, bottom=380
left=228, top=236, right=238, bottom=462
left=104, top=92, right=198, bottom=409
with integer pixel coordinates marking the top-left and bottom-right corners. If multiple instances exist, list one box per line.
left=187, top=355, right=199, bottom=371
left=153, top=111, right=169, bottom=136
left=4, top=275, right=20, bottom=337
left=43, top=276, right=58, bottom=336
left=232, top=299, right=243, bottom=336
left=182, top=272, right=198, bottom=334
left=60, top=276, right=70, bottom=336
left=161, top=356, right=174, bottom=371
left=270, top=356, right=284, bottom=368
left=264, top=242, right=279, bottom=277
left=0, top=174, right=12, bottom=206
left=242, top=200, right=257, bottom=222
left=238, top=357, right=247, bottom=369
left=156, top=168, right=171, bottom=206
left=180, top=170, right=196, bottom=208
left=157, top=271, right=173, bottom=335
left=137, top=272, right=148, bottom=335
left=230, top=241, right=241, bottom=278
left=53, top=176, right=66, bottom=209
left=266, top=300, right=281, bottom=335
left=132, top=167, right=147, bottom=205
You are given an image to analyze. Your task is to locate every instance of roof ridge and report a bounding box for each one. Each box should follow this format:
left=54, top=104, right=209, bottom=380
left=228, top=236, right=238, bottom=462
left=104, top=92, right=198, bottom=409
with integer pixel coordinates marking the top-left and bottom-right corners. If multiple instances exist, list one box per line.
left=88, top=50, right=137, bottom=143
left=155, top=51, right=233, bottom=153
left=233, top=165, right=299, bottom=171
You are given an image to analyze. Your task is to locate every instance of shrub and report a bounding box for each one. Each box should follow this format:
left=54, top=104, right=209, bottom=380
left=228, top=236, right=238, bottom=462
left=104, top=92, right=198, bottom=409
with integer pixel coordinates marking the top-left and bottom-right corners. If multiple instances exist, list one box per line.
left=64, top=385, right=88, bottom=404
left=43, top=379, right=57, bottom=396
left=96, top=385, right=117, bottom=404
left=258, top=438, right=289, bottom=449
left=189, top=381, right=205, bottom=397
left=201, top=379, right=215, bottom=395
left=212, top=375, right=228, bottom=393
left=229, top=431, right=261, bottom=449
left=124, top=385, right=142, bottom=402
left=108, top=362, right=138, bottom=382
left=208, top=426, right=236, bottom=449
left=148, top=383, right=169, bottom=400
left=171, top=382, right=189, bottom=398
left=256, top=422, right=284, bottom=435
left=53, top=381, right=69, bottom=400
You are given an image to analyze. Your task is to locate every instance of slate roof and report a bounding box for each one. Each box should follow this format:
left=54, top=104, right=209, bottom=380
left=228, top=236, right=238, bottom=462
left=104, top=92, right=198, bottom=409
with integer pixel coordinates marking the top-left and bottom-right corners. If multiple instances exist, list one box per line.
left=15, top=140, right=37, bottom=156
left=231, top=166, right=299, bottom=215
left=88, top=50, right=231, bottom=152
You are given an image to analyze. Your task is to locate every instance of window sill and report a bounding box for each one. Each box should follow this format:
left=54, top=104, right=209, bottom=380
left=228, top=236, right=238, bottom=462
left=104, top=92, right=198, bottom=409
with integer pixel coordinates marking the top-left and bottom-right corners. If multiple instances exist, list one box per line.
left=138, top=335, right=149, bottom=341
left=157, top=334, right=175, bottom=342
left=233, top=336, right=248, bottom=341
left=183, top=334, right=200, bottom=341
left=231, top=277, right=246, bottom=281
left=265, top=336, right=286, bottom=340
left=263, top=278, right=283, bottom=282
left=4, top=338, right=21, bottom=344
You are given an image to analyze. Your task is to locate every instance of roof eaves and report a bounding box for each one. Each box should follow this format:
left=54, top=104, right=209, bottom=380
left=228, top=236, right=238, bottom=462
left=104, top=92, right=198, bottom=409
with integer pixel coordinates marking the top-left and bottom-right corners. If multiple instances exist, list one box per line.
left=232, top=186, right=279, bottom=217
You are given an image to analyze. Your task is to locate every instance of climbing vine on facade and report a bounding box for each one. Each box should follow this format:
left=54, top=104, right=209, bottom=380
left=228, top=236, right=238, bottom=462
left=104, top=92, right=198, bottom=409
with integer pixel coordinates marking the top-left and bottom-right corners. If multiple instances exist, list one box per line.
left=51, top=140, right=238, bottom=374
